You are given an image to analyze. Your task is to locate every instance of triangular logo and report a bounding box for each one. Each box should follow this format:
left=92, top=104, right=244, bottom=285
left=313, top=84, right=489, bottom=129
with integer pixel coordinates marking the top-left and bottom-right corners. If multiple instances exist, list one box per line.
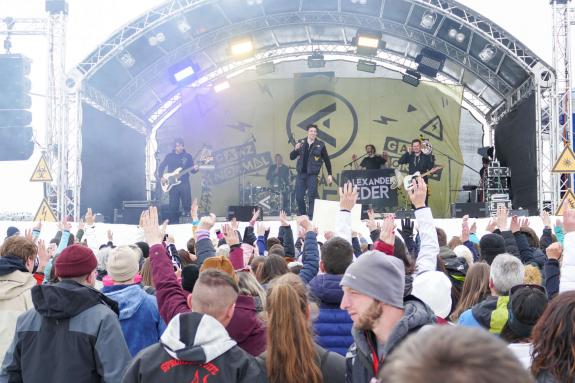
left=33, top=199, right=57, bottom=222
left=556, top=189, right=575, bottom=216
left=297, top=103, right=337, bottom=146
left=419, top=116, right=444, bottom=141
left=194, top=93, right=218, bottom=117
left=407, top=104, right=417, bottom=113
left=552, top=146, right=575, bottom=173
left=323, top=119, right=331, bottom=129
left=30, top=155, right=53, bottom=182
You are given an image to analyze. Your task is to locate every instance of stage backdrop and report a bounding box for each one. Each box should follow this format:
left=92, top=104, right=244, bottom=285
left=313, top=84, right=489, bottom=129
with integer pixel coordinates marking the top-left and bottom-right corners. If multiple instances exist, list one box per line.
left=175, top=77, right=464, bottom=217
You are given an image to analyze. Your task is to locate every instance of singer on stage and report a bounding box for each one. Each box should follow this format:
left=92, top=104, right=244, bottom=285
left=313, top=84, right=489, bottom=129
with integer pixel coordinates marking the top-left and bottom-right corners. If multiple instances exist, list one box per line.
left=290, top=124, right=332, bottom=219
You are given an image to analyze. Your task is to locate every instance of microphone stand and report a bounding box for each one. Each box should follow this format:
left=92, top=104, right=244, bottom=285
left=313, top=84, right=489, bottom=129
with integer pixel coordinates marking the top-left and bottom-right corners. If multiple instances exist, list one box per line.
left=431, top=146, right=480, bottom=206
left=343, top=152, right=369, bottom=169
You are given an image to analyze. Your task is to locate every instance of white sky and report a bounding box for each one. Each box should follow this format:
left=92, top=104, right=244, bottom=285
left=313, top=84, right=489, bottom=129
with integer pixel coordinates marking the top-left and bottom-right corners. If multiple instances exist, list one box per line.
left=0, top=0, right=561, bottom=215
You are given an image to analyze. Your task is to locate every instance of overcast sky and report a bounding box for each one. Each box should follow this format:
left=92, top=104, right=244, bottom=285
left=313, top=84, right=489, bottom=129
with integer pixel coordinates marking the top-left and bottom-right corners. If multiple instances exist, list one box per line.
left=0, top=0, right=561, bottom=214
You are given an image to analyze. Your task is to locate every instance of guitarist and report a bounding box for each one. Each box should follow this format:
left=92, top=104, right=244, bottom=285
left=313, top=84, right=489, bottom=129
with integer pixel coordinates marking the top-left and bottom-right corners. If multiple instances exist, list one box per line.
left=158, top=138, right=199, bottom=223
left=398, top=138, right=435, bottom=205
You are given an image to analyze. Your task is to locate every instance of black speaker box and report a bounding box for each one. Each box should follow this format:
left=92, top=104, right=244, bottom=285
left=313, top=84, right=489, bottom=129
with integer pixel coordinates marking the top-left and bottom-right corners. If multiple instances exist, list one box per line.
left=451, top=203, right=488, bottom=218
left=227, top=205, right=260, bottom=221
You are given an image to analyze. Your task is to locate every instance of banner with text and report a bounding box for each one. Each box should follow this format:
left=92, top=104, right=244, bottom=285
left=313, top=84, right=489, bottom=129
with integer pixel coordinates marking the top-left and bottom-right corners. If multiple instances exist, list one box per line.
left=341, top=169, right=398, bottom=212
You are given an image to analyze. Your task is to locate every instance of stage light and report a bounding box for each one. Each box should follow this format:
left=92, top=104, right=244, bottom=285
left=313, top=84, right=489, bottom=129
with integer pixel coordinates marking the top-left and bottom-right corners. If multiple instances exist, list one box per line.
left=230, top=37, right=254, bottom=57
left=357, top=59, right=376, bottom=73
left=479, top=44, right=497, bottom=62
left=214, top=80, right=230, bottom=93
left=173, top=66, right=195, bottom=82
left=402, top=69, right=421, bottom=87
left=307, top=51, right=325, bottom=68
left=256, top=61, right=275, bottom=75
left=351, top=0, right=368, bottom=4
left=420, top=11, right=436, bottom=30
left=246, top=0, right=263, bottom=4
left=177, top=19, right=190, bottom=33
left=354, top=30, right=382, bottom=56
left=148, top=32, right=165, bottom=46
left=415, top=48, right=446, bottom=78
left=118, top=51, right=135, bottom=68
left=448, top=28, right=466, bottom=43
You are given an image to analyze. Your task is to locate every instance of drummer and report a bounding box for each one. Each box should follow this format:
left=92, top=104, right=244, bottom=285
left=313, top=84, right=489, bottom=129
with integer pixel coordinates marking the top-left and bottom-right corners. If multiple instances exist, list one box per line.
left=266, top=154, right=290, bottom=190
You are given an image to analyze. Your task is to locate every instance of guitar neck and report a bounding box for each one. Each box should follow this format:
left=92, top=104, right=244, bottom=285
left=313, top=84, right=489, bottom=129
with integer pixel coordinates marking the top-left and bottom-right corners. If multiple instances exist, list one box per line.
left=418, top=167, right=441, bottom=178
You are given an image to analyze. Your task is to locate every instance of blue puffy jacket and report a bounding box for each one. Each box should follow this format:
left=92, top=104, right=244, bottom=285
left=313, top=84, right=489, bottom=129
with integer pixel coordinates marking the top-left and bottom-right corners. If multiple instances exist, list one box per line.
left=309, top=273, right=353, bottom=356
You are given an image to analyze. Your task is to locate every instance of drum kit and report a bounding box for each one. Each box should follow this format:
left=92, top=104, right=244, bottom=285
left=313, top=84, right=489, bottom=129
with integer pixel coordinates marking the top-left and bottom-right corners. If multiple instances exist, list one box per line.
left=241, top=170, right=297, bottom=215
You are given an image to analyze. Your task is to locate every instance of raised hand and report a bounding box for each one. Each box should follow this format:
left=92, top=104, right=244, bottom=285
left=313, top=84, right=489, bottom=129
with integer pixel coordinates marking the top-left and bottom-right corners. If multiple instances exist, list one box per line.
left=297, top=215, right=313, bottom=234
left=78, top=219, right=85, bottom=231
left=85, top=208, right=95, bottom=226
left=398, top=217, right=414, bottom=239
left=461, top=215, right=470, bottom=242
left=495, top=205, right=509, bottom=231
left=141, top=206, right=163, bottom=246
left=250, top=208, right=261, bottom=225
left=107, top=229, right=114, bottom=242
left=339, top=181, right=358, bottom=211
left=230, top=217, right=239, bottom=231
left=408, top=176, right=427, bottom=209
left=191, top=198, right=199, bottom=221
left=541, top=210, right=552, bottom=229
left=222, top=223, right=240, bottom=246
left=379, top=214, right=396, bottom=245
left=324, top=231, right=335, bottom=241
left=365, top=208, right=378, bottom=232
left=37, top=240, right=50, bottom=269
left=470, top=221, right=477, bottom=235
left=510, top=216, right=520, bottom=233
left=255, top=222, right=266, bottom=237
left=546, top=242, right=562, bottom=260
left=486, top=218, right=497, bottom=233
left=518, top=217, right=530, bottom=229
left=279, top=210, right=289, bottom=227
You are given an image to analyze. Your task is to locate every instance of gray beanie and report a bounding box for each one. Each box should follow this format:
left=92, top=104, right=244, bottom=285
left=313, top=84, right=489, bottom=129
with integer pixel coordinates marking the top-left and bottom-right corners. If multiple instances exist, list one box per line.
left=340, top=251, right=405, bottom=309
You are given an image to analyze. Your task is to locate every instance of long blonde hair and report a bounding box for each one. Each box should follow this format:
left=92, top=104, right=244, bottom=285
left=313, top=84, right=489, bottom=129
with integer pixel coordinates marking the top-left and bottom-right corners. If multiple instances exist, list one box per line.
left=450, top=262, right=490, bottom=322
left=266, top=273, right=322, bottom=383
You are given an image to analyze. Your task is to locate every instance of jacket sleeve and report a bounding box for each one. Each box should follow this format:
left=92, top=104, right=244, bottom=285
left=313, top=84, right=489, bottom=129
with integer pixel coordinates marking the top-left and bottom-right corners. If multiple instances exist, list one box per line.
left=334, top=210, right=352, bottom=244
left=150, top=244, right=189, bottom=323
left=229, top=245, right=245, bottom=270
left=398, top=151, right=410, bottom=165
left=0, top=328, right=22, bottom=382
left=279, top=225, right=295, bottom=258
left=501, top=231, right=520, bottom=258
left=560, top=232, right=575, bottom=293
left=55, top=230, right=71, bottom=255
left=195, top=230, right=216, bottom=266
left=540, top=228, right=554, bottom=252
left=373, top=241, right=394, bottom=256
left=243, top=226, right=257, bottom=246
left=544, top=259, right=561, bottom=299
left=239, top=358, right=268, bottom=383
left=413, top=207, right=439, bottom=275
left=554, top=226, right=565, bottom=245
left=513, top=232, right=536, bottom=264
left=463, top=240, right=479, bottom=262
left=369, top=229, right=380, bottom=243
left=95, top=312, right=132, bottom=383
left=256, top=235, right=266, bottom=256
left=289, top=148, right=300, bottom=161
left=351, top=237, right=362, bottom=257
left=321, top=145, right=332, bottom=175
left=299, top=231, right=320, bottom=284
left=158, top=154, right=169, bottom=177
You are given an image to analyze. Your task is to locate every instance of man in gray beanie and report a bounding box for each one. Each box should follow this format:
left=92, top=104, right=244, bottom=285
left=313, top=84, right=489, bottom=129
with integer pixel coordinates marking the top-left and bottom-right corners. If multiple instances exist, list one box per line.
left=340, top=176, right=436, bottom=383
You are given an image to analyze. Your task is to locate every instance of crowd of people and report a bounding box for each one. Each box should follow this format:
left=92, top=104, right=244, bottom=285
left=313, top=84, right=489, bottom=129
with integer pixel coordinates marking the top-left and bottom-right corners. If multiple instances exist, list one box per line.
left=1, top=176, right=574, bottom=382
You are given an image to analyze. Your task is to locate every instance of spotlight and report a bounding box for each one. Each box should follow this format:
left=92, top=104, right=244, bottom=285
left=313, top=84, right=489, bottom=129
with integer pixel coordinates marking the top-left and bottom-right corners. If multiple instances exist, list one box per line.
left=307, top=50, right=325, bottom=68
left=402, top=69, right=421, bottom=87
left=415, top=48, right=446, bottom=78
left=448, top=28, right=457, bottom=39
left=256, top=62, right=275, bottom=75
left=448, top=28, right=466, bottom=43
left=357, top=59, right=376, bottom=73
left=230, top=37, right=254, bottom=57
left=246, top=0, right=263, bottom=4
left=455, top=32, right=465, bottom=43
left=173, top=66, right=195, bottom=82
left=118, top=51, right=135, bottom=68
left=169, top=60, right=200, bottom=84
left=148, top=32, right=165, bottom=46
left=354, top=30, right=382, bottom=56
left=479, top=44, right=497, bottom=62
left=350, top=0, right=368, bottom=4
left=177, top=19, right=190, bottom=33
left=214, top=81, right=230, bottom=93
left=420, top=10, right=436, bottom=30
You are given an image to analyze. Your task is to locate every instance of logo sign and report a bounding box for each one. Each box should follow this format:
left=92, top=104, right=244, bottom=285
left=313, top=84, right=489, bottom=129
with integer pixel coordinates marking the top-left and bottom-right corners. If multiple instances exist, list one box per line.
left=286, top=90, right=358, bottom=159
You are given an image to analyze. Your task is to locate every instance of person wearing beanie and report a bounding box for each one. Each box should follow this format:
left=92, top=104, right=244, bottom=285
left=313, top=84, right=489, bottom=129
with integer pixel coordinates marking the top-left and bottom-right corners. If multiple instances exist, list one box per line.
left=102, top=246, right=166, bottom=356
left=1, top=244, right=131, bottom=383
left=5, top=227, right=20, bottom=239
left=479, top=233, right=507, bottom=265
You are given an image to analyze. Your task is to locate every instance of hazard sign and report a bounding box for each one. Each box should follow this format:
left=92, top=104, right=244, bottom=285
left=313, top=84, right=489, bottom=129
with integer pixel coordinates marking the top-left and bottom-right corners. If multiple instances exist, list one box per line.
left=33, top=199, right=57, bottom=222
left=30, top=155, right=53, bottom=182
left=552, top=146, right=575, bottom=173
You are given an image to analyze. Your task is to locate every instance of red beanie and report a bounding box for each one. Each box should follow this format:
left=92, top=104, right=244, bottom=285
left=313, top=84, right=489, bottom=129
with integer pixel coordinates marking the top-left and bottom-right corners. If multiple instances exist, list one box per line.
left=55, top=244, right=97, bottom=278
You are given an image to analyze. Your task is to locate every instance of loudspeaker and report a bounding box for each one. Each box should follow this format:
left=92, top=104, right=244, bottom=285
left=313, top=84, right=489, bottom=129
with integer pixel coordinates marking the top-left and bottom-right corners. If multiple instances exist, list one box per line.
left=510, top=209, right=529, bottom=217
left=117, top=200, right=157, bottom=224
left=227, top=205, right=260, bottom=221
left=395, top=209, right=415, bottom=219
left=451, top=203, right=488, bottom=218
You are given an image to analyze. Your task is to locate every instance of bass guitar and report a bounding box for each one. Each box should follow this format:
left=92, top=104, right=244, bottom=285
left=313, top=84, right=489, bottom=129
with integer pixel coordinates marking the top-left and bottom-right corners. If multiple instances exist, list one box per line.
left=161, top=164, right=214, bottom=193
left=402, top=166, right=444, bottom=191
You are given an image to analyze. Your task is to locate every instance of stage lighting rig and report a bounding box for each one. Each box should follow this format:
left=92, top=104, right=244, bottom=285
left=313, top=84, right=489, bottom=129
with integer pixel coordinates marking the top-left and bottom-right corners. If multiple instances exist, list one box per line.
left=357, top=60, right=376, bottom=73
left=230, top=37, right=254, bottom=57
left=353, top=30, right=382, bottom=56
left=307, top=50, right=326, bottom=68
left=420, top=11, right=437, bottom=30
left=402, top=69, right=421, bottom=87
left=479, top=44, right=497, bottom=62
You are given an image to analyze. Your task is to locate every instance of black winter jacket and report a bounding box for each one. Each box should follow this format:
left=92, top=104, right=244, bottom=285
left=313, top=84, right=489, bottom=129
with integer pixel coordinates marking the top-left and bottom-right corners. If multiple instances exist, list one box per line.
left=1, top=280, right=132, bottom=383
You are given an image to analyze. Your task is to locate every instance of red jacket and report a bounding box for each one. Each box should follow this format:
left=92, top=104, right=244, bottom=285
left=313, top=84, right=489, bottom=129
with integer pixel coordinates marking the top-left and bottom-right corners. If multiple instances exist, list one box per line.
left=150, top=242, right=267, bottom=356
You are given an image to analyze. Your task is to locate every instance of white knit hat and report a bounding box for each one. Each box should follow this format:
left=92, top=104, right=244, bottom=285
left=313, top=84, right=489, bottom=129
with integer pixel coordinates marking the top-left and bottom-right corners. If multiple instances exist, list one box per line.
left=411, top=271, right=453, bottom=319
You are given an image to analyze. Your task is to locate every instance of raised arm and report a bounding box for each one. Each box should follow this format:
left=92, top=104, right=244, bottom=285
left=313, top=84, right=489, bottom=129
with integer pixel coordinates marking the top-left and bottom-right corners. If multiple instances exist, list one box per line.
left=409, top=177, right=438, bottom=275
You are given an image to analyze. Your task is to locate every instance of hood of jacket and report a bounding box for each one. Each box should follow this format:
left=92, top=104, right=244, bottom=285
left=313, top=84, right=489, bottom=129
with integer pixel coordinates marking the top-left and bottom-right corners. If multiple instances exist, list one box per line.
left=102, top=284, right=146, bottom=320
left=352, top=297, right=436, bottom=359
left=0, top=269, right=36, bottom=300
left=161, top=312, right=237, bottom=363
left=0, top=256, right=29, bottom=276
left=309, top=273, right=344, bottom=307
left=471, top=295, right=509, bottom=333
left=31, top=280, right=119, bottom=319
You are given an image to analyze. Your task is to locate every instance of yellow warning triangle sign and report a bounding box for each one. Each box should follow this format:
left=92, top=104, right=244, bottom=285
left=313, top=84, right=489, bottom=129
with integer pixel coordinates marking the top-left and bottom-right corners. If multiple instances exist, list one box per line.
left=552, top=146, right=575, bottom=173
left=30, top=155, right=53, bottom=182
left=555, top=189, right=575, bottom=216
left=33, top=199, right=58, bottom=222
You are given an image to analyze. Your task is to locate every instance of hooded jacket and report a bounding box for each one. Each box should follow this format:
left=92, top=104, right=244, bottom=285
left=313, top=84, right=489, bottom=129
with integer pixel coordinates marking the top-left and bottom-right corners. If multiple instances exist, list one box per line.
left=458, top=295, right=510, bottom=334
left=309, top=273, right=353, bottom=356
left=0, top=257, right=36, bottom=362
left=122, top=312, right=266, bottom=383
left=346, top=297, right=436, bottom=382
left=102, top=284, right=166, bottom=356
left=1, top=280, right=132, bottom=383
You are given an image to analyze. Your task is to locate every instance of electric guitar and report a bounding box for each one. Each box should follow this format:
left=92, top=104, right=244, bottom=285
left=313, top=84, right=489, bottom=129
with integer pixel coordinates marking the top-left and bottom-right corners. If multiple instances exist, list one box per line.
left=161, top=164, right=214, bottom=193
left=402, top=166, right=444, bottom=191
